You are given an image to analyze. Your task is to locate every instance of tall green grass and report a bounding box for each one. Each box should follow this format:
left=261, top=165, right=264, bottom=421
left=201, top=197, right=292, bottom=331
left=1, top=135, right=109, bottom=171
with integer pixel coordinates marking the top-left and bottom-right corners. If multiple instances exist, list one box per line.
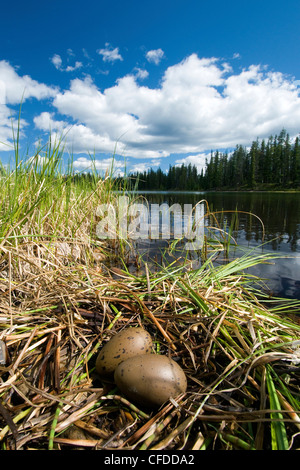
left=0, top=121, right=127, bottom=260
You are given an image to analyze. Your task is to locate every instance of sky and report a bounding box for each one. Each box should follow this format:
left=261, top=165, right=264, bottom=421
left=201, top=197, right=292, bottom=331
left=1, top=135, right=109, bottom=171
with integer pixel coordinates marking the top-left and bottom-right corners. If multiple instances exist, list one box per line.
left=1, top=0, right=300, bottom=176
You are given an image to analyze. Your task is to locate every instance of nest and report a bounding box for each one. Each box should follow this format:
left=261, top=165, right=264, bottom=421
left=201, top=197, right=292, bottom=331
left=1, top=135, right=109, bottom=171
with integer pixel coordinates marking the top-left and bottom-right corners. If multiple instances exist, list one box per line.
left=0, top=240, right=300, bottom=451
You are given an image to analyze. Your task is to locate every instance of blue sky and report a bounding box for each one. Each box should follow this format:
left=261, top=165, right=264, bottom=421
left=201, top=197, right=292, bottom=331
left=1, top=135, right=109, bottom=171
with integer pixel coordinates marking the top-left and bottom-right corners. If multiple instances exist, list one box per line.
left=1, top=0, right=300, bottom=175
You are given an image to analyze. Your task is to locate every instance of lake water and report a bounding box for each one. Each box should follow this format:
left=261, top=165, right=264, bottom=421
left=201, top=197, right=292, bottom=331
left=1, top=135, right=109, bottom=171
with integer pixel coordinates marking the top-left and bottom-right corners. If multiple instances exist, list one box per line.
left=129, top=191, right=300, bottom=300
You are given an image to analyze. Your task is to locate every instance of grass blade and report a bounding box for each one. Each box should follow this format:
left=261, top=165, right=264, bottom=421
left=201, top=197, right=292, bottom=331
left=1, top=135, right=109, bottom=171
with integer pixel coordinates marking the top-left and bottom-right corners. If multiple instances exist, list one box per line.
left=265, top=365, right=289, bottom=450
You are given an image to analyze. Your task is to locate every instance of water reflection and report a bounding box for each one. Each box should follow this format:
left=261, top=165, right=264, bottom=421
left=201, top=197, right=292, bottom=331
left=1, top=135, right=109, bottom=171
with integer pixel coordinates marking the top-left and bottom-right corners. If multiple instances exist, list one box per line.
left=136, top=191, right=300, bottom=252
left=132, top=191, right=300, bottom=300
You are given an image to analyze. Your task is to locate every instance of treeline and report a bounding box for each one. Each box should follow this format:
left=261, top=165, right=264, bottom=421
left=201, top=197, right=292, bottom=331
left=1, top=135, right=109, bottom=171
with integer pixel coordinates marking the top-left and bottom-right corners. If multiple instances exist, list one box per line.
left=129, top=129, right=300, bottom=191
left=130, top=164, right=201, bottom=191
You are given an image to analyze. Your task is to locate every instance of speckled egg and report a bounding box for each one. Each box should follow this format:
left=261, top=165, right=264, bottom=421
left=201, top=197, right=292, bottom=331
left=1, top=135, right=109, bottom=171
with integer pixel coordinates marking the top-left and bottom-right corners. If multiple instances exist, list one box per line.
left=95, top=327, right=153, bottom=378
left=114, top=354, right=187, bottom=407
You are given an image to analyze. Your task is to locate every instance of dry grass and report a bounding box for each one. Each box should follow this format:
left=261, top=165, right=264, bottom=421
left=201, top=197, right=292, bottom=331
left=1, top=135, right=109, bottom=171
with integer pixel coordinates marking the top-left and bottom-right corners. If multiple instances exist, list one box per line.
left=0, top=239, right=299, bottom=450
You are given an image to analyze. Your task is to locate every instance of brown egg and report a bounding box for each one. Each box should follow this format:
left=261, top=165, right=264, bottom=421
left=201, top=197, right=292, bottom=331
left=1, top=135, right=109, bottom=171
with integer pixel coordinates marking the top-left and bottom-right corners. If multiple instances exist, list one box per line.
left=95, top=327, right=153, bottom=378
left=114, top=354, right=187, bottom=407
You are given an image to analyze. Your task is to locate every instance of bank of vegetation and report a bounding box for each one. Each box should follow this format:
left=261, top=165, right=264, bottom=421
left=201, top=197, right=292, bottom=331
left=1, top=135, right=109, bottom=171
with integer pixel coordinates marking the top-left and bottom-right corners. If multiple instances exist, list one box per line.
left=128, top=129, right=300, bottom=191
left=0, top=130, right=299, bottom=451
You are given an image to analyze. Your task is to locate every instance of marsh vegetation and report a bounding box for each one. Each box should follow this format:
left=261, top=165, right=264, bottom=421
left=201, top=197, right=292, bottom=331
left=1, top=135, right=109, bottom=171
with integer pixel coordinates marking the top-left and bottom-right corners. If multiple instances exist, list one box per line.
left=0, top=131, right=299, bottom=450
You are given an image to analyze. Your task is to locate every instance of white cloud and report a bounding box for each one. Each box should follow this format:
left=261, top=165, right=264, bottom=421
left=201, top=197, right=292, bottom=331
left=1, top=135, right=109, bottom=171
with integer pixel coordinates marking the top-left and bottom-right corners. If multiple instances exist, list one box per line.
left=145, top=48, right=164, bottom=65
left=34, top=110, right=118, bottom=154
left=28, top=153, right=49, bottom=166
left=0, top=60, right=57, bottom=104
left=65, top=62, right=83, bottom=72
left=73, top=156, right=124, bottom=174
left=0, top=104, right=17, bottom=150
left=3, top=54, right=300, bottom=166
left=134, top=68, right=149, bottom=80
left=50, top=53, right=82, bottom=72
left=51, top=54, right=63, bottom=70
left=0, top=60, right=58, bottom=150
left=175, top=153, right=208, bottom=174
left=97, top=43, right=123, bottom=63
left=33, top=112, right=69, bottom=134
left=34, top=53, right=300, bottom=160
left=129, top=159, right=161, bottom=173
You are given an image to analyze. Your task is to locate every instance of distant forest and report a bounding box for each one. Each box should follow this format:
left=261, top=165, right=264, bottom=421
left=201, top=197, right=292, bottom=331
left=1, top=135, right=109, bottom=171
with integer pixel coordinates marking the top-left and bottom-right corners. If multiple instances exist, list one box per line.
left=125, top=129, right=300, bottom=191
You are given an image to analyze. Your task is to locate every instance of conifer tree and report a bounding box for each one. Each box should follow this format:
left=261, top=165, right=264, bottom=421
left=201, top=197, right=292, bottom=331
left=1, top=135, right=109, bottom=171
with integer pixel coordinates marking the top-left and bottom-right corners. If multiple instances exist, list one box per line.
left=125, top=129, right=300, bottom=191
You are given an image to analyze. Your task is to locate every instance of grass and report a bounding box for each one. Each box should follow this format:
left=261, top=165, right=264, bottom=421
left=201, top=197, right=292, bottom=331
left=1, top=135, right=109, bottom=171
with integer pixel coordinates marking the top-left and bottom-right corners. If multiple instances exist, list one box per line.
left=0, top=128, right=299, bottom=450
